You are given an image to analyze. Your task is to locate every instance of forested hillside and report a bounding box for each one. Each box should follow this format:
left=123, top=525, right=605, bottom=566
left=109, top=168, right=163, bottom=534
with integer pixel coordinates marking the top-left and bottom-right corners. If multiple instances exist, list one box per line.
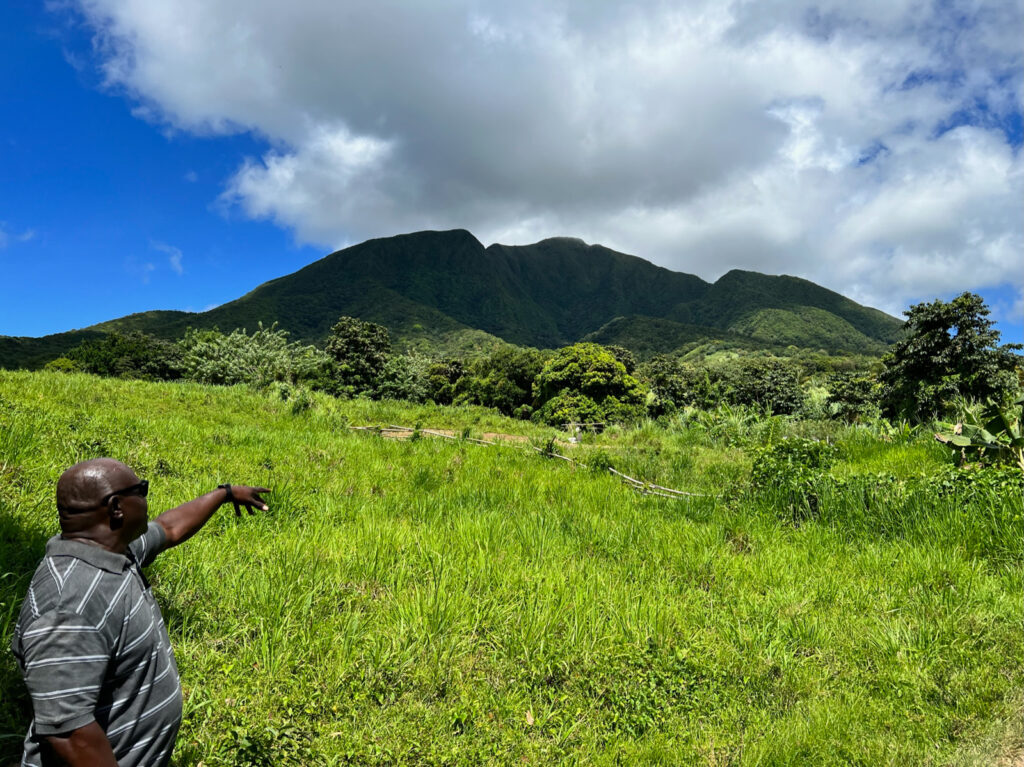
left=0, top=230, right=903, bottom=370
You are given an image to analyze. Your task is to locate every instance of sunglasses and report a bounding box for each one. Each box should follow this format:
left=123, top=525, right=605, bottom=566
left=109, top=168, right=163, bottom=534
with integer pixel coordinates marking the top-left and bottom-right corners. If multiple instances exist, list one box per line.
left=59, top=480, right=149, bottom=513
left=100, top=480, right=149, bottom=506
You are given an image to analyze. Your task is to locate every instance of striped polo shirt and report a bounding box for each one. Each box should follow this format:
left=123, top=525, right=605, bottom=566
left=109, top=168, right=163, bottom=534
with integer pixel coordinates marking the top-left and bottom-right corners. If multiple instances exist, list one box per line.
left=11, top=522, right=183, bottom=767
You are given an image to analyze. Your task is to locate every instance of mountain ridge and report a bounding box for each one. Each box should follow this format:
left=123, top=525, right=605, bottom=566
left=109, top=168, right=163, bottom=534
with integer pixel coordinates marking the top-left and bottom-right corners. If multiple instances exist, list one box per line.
left=0, top=229, right=902, bottom=369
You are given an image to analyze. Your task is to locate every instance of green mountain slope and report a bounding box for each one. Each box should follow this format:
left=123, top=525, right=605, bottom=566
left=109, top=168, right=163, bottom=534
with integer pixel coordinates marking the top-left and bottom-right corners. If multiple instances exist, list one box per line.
left=581, top=316, right=770, bottom=358
left=682, top=270, right=902, bottom=345
left=0, top=229, right=902, bottom=369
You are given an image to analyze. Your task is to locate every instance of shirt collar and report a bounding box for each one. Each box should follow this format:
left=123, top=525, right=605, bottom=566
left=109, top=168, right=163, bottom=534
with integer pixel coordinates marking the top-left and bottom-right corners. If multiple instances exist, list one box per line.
left=46, top=535, right=130, bottom=574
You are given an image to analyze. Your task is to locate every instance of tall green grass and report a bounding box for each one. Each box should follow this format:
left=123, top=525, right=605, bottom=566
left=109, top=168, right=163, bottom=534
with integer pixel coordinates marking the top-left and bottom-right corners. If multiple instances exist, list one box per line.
left=1, top=371, right=1020, bottom=765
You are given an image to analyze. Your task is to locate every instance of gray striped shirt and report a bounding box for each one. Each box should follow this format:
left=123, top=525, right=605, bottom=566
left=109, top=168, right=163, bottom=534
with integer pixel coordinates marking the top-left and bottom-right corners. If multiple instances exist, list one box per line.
left=11, top=523, right=182, bottom=767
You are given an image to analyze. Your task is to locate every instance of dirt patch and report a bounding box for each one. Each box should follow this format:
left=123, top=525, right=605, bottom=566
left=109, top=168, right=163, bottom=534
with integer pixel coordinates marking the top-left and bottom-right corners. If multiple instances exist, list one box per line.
left=481, top=432, right=529, bottom=444
left=378, top=429, right=414, bottom=440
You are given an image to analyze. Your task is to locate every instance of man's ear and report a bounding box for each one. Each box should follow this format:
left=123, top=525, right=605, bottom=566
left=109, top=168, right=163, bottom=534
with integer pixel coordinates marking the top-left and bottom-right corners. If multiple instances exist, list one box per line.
left=108, top=497, right=124, bottom=530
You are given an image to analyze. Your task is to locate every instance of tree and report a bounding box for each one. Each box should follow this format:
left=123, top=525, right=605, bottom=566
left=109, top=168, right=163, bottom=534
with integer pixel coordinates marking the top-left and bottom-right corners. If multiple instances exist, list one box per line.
left=373, top=353, right=431, bottom=403
left=879, top=293, right=1022, bottom=421
left=425, top=358, right=467, bottom=406
left=717, top=358, right=805, bottom=415
left=826, top=372, right=879, bottom=423
left=532, top=343, right=646, bottom=426
left=462, top=346, right=545, bottom=418
left=66, top=332, right=184, bottom=381
left=324, top=316, right=392, bottom=397
left=604, top=345, right=637, bottom=375
left=638, top=355, right=723, bottom=415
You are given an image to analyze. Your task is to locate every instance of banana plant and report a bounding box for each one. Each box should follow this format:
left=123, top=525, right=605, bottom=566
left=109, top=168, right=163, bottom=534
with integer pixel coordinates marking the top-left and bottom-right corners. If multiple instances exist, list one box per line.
left=935, top=396, right=1024, bottom=471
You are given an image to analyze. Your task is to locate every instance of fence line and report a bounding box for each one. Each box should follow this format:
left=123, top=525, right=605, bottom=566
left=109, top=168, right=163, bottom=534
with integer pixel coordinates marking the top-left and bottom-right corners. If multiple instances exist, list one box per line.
left=348, top=424, right=717, bottom=500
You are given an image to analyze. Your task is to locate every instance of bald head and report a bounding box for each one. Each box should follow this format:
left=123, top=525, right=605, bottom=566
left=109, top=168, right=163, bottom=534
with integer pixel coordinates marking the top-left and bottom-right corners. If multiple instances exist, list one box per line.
left=56, top=458, right=137, bottom=514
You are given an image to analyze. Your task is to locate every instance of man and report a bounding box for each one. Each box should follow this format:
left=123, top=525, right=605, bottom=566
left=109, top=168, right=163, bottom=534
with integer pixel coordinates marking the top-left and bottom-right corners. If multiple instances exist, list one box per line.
left=11, top=458, right=270, bottom=766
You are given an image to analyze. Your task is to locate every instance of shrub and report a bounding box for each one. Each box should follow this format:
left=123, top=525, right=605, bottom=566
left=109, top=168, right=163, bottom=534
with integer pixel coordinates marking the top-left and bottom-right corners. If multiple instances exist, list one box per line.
left=750, top=437, right=839, bottom=523
left=425, top=358, right=466, bottom=405
left=181, top=324, right=326, bottom=389
left=638, top=356, right=722, bottom=416
left=43, top=357, right=81, bottom=373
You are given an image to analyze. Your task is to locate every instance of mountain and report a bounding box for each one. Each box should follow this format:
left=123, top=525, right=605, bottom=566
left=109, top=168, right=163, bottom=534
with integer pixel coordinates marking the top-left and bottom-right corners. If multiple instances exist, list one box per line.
left=0, top=229, right=902, bottom=368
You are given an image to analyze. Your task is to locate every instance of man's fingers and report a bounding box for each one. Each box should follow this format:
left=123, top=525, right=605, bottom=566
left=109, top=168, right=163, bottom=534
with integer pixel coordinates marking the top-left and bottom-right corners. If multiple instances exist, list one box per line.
left=250, top=488, right=270, bottom=511
left=226, top=486, right=271, bottom=515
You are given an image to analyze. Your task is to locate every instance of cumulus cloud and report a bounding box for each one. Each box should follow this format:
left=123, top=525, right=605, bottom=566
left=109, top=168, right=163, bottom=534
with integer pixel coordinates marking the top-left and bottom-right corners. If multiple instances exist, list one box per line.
left=72, top=0, right=1023, bottom=315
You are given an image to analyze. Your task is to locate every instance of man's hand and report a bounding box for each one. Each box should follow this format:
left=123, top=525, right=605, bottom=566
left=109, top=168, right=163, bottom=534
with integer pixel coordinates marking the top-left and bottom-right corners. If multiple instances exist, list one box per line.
left=223, top=484, right=271, bottom=517
left=156, top=485, right=272, bottom=548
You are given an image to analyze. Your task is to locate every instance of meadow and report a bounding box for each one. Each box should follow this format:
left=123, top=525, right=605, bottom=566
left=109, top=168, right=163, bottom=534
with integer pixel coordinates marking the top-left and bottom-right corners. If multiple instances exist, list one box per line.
left=0, top=370, right=1021, bottom=765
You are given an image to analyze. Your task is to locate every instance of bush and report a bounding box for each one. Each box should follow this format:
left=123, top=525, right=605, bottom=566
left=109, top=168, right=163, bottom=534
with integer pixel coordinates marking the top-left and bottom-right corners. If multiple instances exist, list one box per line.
left=425, top=358, right=466, bottom=406
left=750, top=437, right=839, bottom=523
left=638, top=356, right=722, bottom=415
left=181, top=324, right=327, bottom=389
left=43, top=357, right=81, bottom=374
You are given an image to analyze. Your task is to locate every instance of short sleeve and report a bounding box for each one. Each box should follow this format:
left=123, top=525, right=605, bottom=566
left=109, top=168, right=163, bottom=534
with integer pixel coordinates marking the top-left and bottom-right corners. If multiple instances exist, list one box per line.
left=128, top=521, right=168, bottom=567
left=18, top=610, right=112, bottom=735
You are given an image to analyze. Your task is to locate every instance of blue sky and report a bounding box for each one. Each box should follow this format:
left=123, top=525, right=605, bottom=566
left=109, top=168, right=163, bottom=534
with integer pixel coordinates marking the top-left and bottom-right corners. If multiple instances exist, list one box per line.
left=0, top=3, right=320, bottom=336
left=2, top=0, right=1021, bottom=345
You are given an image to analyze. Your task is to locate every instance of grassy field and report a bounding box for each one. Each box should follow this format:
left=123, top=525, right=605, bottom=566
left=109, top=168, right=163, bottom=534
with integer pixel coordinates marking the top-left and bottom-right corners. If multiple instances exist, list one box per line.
left=1, top=370, right=1021, bottom=765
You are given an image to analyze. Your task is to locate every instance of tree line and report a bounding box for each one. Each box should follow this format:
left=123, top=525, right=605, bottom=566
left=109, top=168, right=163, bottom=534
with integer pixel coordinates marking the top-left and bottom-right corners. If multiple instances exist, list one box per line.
left=44, top=292, right=1021, bottom=427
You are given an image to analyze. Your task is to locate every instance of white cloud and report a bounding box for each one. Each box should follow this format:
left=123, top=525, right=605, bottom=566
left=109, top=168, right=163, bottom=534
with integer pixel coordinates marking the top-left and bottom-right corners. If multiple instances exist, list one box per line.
left=183, top=169, right=198, bottom=182
left=71, top=0, right=1023, bottom=315
left=0, top=223, right=36, bottom=249
left=150, top=240, right=184, bottom=275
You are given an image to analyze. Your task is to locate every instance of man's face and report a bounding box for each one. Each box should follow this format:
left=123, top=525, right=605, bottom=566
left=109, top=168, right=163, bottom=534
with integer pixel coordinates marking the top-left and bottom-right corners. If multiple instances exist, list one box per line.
left=105, top=466, right=150, bottom=541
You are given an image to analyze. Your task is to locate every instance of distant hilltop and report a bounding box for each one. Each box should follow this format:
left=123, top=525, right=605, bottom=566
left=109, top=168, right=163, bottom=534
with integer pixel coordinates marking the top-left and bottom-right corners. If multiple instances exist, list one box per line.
left=0, top=229, right=902, bottom=368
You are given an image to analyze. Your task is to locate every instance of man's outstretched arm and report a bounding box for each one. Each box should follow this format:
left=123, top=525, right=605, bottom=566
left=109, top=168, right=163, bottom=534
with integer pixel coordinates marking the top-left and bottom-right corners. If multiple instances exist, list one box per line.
left=155, top=484, right=270, bottom=548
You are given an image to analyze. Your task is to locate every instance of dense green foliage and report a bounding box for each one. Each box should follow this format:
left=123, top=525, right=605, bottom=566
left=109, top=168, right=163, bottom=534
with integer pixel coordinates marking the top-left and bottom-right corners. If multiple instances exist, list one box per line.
left=0, top=230, right=904, bottom=370
left=880, top=292, right=1021, bottom=421
left=1, top=372, right=1021, bottom=765
left=460, top=347, right=546, bottom=418
left=936, top=396, right=1024, bottom=470
left=325, top=317, right=393, bottom=397
left=717, top=358, right=805, bottom=415
left=64, top=331, right=184, bottom=380
left=181, top=325, right=328, bottom=389
left=825, top=372, right=880, bottom=423
left=532, top=343, right=646, bottom=426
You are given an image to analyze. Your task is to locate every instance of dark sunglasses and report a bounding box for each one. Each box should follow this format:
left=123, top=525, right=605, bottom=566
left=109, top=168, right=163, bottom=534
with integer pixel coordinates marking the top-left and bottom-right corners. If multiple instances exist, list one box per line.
left=100, top=480, right=149, bottom=506
left=59, top=480, right=149, bottom=513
